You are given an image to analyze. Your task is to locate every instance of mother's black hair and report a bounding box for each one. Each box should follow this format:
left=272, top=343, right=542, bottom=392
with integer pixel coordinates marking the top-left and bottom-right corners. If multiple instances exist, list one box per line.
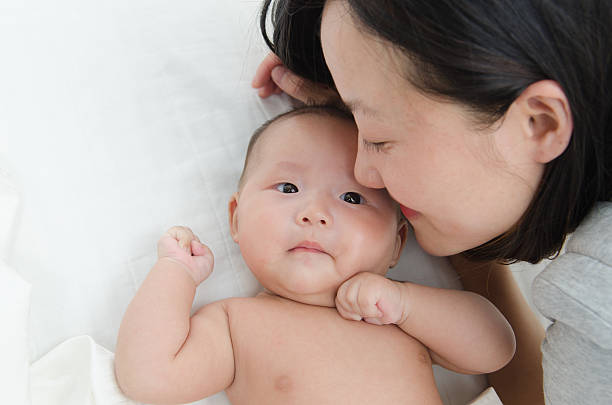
left=260, top=0, right=612, bottom=264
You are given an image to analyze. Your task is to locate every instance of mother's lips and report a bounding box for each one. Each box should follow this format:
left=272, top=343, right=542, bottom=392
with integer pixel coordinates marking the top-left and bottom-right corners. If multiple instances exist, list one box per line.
left=400, top=204, right=419, bottom=220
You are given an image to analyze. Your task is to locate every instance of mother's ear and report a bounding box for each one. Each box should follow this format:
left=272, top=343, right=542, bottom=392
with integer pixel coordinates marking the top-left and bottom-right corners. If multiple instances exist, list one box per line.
left=516, top=80, right=573, bottom=163
left=228, top=192, right=240, bottom=243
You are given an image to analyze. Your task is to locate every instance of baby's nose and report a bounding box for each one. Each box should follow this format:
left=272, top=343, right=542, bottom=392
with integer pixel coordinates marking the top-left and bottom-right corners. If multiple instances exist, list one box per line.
left=300, top=213, right=329, bottom=226
left=297, top=202, right=332, bottom=226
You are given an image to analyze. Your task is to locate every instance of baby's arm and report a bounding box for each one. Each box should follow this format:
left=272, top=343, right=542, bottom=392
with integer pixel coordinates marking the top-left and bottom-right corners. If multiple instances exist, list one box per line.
left=335, top=272, right=516, bottom=375
left=115, top=227, right=235, bottom=405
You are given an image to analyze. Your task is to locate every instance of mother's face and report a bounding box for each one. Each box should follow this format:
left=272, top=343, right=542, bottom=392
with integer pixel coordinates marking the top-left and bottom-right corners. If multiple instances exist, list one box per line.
left=320, top=0, right=544, bottom=256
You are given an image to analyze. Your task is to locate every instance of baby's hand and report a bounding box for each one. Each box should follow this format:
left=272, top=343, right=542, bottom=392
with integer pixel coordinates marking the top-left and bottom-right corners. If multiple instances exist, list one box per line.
left=157, top=226, right=214, bottom=285
left=335, top=272, right=408, bottom=326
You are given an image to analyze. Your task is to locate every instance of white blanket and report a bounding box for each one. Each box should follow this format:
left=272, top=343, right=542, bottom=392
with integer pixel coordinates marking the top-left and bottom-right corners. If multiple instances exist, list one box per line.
left=30, top=336, right=137, bottom=405
left=1, top=0, right=533, bottom=404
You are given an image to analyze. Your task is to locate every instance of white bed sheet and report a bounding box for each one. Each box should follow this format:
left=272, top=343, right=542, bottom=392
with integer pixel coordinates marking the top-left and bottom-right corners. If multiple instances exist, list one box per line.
left=0, top=0, right=532, bottom=404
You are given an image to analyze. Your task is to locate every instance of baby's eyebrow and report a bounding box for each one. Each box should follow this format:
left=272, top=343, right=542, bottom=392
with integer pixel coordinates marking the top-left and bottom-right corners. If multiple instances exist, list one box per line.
left=272, top=161, right=305, bottom=172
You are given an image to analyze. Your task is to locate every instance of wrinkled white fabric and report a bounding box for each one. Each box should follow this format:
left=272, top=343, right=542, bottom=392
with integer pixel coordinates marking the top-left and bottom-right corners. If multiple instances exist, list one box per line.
left=30, top=336, right=137, bottom=405
left=0, top=170, right=30, bottom=405
left=0, top=261, right=31, bottom=405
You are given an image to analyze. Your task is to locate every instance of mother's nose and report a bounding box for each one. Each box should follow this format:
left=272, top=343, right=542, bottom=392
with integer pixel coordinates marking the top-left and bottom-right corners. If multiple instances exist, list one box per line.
left=354, top=150, right=385, bottom=189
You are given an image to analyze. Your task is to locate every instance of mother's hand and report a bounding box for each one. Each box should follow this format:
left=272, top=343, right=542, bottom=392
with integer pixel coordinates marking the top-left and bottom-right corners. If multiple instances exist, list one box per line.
left=252, top=52, right=343, bottom=107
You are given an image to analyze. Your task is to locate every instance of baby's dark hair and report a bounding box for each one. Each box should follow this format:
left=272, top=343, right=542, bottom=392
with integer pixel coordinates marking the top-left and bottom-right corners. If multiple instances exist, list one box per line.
left=238, top=105, right=354, bottom=189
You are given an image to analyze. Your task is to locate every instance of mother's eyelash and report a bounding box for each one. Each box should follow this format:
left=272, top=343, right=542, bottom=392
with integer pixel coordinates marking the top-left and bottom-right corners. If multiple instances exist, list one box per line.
left=362, top=139, right=386, bottom=152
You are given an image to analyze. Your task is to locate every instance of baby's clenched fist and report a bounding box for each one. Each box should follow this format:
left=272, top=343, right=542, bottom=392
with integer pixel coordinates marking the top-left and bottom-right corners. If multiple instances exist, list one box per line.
left=335, top=272, right=408, bottom=326
left=157, top=226, right=214, bottom=285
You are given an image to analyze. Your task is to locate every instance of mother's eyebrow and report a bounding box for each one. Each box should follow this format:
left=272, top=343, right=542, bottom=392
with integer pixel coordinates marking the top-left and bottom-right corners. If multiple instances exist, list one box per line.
left=343, top=99, right=378, bottom=117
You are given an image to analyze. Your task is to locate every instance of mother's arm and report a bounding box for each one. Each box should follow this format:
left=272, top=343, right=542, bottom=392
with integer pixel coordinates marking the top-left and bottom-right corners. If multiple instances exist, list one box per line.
left=450, top=255, right=545, bottom=405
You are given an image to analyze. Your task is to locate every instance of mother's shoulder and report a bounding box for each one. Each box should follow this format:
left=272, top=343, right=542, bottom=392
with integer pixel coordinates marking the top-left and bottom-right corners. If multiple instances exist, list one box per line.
left=532, top=201, right=612, bottom=349
left=565, top=201, right=612, bottom=266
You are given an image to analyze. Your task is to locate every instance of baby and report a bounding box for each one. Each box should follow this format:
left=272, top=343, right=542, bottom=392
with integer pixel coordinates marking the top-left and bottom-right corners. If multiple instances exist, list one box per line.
left=115, top=106, right=515, bottom=405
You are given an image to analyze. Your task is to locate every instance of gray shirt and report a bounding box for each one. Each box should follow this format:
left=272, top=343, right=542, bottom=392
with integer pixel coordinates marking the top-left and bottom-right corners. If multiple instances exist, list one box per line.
left=533, top=202, right=612, bottom=405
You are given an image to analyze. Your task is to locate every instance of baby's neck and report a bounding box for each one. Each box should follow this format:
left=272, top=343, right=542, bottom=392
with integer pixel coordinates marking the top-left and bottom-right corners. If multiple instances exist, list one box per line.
left=257, top=289, right=336, bottom=308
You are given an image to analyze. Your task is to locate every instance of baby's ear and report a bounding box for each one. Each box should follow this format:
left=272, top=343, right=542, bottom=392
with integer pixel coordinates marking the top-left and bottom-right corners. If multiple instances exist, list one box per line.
left=228, top=192, right=240, bottom=243
left=390, top=219, right=408, bottom=268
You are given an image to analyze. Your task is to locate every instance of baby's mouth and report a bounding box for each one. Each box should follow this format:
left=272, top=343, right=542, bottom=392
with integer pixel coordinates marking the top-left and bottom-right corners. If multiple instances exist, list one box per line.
left=289, top=241, right=328, bottom=255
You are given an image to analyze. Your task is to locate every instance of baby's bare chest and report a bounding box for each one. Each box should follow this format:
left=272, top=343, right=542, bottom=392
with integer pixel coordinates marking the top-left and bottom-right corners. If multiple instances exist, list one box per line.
left=223, top=297, right=441, bottom=405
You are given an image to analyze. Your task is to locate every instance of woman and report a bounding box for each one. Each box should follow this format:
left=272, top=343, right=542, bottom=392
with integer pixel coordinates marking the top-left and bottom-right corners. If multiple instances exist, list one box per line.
left=252, top=1, right=611, bottom=404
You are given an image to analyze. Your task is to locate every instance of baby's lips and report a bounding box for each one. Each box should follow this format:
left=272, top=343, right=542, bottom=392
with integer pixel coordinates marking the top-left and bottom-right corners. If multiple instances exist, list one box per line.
left=290, top=239, right=332, bottom=255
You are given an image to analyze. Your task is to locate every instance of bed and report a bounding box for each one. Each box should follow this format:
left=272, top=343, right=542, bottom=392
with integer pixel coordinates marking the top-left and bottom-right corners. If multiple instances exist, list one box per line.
left=0, top=1, right=540, bottom=403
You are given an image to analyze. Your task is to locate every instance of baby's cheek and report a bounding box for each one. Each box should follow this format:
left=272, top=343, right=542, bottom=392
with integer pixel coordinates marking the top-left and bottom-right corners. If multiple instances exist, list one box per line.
left=239, top=236, right=267, bottom=269
left=355, top=219, right=398, bottom=262
left=238, top=222, right=283, bottom=272
left=338, top=244, right=386, bottom=278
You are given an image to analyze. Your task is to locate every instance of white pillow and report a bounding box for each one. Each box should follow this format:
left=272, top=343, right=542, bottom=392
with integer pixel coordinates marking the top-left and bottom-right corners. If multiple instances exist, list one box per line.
left=0, top=1, right=487, bottom=404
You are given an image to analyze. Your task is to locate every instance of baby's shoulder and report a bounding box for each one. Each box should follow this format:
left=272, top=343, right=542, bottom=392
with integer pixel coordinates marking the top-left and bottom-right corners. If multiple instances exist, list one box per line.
left=208, top=294, right=277, bottom=318
left=219, top=292, right=293, bottom=313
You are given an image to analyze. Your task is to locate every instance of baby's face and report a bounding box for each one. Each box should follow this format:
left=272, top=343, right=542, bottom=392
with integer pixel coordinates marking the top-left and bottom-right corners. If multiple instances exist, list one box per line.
left=229, top=113, right=404, bottom=307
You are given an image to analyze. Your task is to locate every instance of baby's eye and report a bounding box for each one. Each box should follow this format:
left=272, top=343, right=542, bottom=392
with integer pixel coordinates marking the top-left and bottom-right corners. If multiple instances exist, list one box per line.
left=340, top=192, right=365, bottom=205
left=276, top=183, right=299, bottom=193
